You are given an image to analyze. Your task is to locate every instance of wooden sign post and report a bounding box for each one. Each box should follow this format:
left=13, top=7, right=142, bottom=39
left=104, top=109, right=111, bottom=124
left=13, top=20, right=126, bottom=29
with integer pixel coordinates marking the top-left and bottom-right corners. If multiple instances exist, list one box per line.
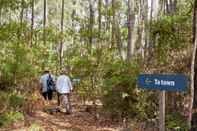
left=138, top=74, right=188, bottom=131
left=159, top=91, right=165, bottom=131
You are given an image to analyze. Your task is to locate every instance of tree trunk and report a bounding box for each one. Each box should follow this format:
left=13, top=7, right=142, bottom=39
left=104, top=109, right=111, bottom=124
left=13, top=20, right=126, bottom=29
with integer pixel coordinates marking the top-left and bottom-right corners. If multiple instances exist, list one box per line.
left=72, top=0, right=76, bottom=45
left=30, top=0, right=34, bottom=47
left=146, top=0, right=153, bottom=58
left=127, top=0, right=134, bottom=61
left=146, top=0, right=160, bottom=63
left=151, top=0, right=160, bottom=18
left=115, top=19, right=123, bottom=60
left=165, top=0, right=177, bottom=15
left=150, top=0, right=153, bottom=21
left=60, top=0, right=64, bottom=68
left=105, top=0, right=110, bottom=31
left=89, top=0, right=94, bottom=52
left=20, top=0, right=24, bottom=27
left=19, top=0, right=25, bottom=40
left=111, top=0, right=116, bottom=49
left=171, top=0, right=177, bottom=14
left=0, top=6, right=2, bottom=25
left=166, top=0, right=170, bottom=14
left=111, top=0, right=123, bottom=59
left=190, top=0, right=197, bottom=130
left=43, top=0, right=47, bottom=45
left=161, top=0, right=166, bottom=15
left=194, top=0, right=197, bottom=44
left=140, top=0, right=148, bottom=59
left=98, top=0, right=102, bottom=39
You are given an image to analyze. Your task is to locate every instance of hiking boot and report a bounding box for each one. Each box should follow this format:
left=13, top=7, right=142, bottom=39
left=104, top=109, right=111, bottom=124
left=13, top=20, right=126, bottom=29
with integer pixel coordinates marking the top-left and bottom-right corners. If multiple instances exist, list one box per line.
left=65, top=110, right=72, bottom=115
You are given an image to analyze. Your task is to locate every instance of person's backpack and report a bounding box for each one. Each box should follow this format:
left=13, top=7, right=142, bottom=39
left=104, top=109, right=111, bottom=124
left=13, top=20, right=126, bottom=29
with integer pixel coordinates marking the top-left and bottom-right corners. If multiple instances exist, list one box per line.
left=47, top=74, right=55, bottom=91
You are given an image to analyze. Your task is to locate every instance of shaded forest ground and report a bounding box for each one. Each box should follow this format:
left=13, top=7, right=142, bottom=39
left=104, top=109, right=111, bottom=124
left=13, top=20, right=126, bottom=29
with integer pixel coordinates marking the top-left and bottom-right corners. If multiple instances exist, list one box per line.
left=0, top=90, right=156, bottom=131
left=0, top=90, right=126, bottom=131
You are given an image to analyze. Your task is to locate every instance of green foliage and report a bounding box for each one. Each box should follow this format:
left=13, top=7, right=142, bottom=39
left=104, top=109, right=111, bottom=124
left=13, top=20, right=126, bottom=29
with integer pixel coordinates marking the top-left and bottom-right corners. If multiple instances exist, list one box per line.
left=0, top=0, right=21, bottom=11
left=0, top=92, right=9, bottom=112
left=0, top=43, right=35, bottom=86
left=101, top=60, right=144, bottom=119
left=9, top=93, right=24, bottom=109
left=150, top=15, right=191, bottom=62
left=0, top=111, right=24, bottom=127
left=103, top=61, right=139, bottom=92
left=0, top=22, right=58, bottom=89
left=166, top=112, right=189, bottom=130
left=29, top=123, right=43, bottom=131
left=0, top=91, right=25, bottom=112
left=0, top=22, right=37, bottom=89
left=70, top=50, right=102, bottom=101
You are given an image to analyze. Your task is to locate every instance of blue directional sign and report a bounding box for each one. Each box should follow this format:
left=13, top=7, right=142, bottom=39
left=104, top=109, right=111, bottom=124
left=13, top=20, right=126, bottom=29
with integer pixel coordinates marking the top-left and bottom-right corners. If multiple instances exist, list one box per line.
left=138, top=74, right=188, bottom=92
left=72, top=78, right=81, bottom=85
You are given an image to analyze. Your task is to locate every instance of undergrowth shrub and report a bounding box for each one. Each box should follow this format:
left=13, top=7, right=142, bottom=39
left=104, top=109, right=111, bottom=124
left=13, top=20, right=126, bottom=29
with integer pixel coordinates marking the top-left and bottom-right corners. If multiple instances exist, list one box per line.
left=0, top=92, right=9, bottom=113
left=101, top=60, right=148, bottom=120
left=0, top=91, right=25, bottom=114
left=0, top=111, right=24, bottom=127
left=166, top=112, right=189, bottom=130
left=29, top=123, right=43, bottom=131
left=9, top=93, right=24, bottom=109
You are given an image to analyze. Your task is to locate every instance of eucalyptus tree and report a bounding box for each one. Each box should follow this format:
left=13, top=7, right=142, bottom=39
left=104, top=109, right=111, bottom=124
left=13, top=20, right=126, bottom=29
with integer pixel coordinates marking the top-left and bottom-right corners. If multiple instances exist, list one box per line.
left=88, top=0, right=95, bottom=52
left=191, top=0, right=197, bottom=129
left=30, top=0, right=34, bottom=47
left=59, top=0, right=64, bottom=67
left=127, top=0, right=135, bottom=61
left=111, top=0, right=115, bottom=49
left=98, top=0, right=102, bottom=39
left=43, top=0, right=47, bottom=45
left=104, top=0, right=110, bottom=31
left=20, top=0, right=25, bottom=26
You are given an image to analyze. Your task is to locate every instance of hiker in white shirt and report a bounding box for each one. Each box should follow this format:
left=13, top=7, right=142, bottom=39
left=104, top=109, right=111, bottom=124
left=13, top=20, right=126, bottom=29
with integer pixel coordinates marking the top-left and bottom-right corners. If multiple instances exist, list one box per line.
left=56, top=69, right=73, bottom=114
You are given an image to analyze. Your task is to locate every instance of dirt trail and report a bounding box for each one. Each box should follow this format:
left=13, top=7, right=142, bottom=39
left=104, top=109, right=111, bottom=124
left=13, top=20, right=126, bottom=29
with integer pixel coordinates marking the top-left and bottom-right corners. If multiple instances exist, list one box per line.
left=24, top=106, right=120, bottom=131
left=1, top=93, right=123, bottom=131
left=23, top=101, right=123, bottom=131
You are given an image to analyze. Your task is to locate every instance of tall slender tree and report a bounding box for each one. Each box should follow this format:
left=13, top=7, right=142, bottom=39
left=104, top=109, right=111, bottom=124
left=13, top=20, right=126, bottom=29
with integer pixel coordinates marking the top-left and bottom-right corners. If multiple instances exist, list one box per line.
left=43, top=0, right=47, bottom=45
left=127, top=0, right=135, bottom=61
left=72, top=0, right=76, bottom=45
left=115, top=18, right=123, bottom=60
left=88, top=0, right=94, bottom=52
left=166, top=0, right=177, bottom=15
left=139, top=0, right=148, bottom=59
left=60, top=0, right=64, bottom=68
left=111, top=0, right=116, bottom=49
left=30, top=0, right=34, bottom=47
left=19, top=0, right=25, bottom=40
left=20, top=0, right=24, bottom=27
left=0, top=5, right=2, bottom=25
left=190, top=0, right=197, bottom=129
left=105, top=0, right=110, bottom=31
left=98, top=0, right=102, bottom=39
left=111, top=0, right=123, bottom=59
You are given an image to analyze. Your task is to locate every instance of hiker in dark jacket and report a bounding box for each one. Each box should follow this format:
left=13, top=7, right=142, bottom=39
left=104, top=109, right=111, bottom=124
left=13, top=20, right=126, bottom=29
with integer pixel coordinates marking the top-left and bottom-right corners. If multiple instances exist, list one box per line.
left=40, top=70, right=55, bottom=105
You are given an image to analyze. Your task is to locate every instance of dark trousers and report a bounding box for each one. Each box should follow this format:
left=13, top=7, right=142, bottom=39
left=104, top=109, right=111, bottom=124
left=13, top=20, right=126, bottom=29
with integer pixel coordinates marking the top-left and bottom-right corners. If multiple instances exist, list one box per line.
left=42, top=90, right=53, bottom=100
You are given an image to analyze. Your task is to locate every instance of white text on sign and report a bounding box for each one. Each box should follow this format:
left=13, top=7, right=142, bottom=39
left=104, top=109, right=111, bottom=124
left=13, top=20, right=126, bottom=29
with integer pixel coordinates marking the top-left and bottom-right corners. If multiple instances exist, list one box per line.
left=154, top=79, right=175, bottom=86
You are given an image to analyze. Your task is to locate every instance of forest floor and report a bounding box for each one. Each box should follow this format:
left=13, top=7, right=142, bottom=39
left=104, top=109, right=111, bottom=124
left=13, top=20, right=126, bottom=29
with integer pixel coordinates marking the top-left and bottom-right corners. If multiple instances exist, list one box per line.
left=0, top=94, right=126, bottom=131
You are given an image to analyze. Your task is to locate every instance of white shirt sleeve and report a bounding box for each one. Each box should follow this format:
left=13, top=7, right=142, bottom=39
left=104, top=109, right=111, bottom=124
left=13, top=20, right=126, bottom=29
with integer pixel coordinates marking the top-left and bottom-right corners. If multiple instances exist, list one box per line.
left=68, top=77, right=73, bottom=91
left=39, top=76, right=43, bottom=84
left=56, top=77, right=60, bottom=89
left=51, top=75, right=56, bottom=82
